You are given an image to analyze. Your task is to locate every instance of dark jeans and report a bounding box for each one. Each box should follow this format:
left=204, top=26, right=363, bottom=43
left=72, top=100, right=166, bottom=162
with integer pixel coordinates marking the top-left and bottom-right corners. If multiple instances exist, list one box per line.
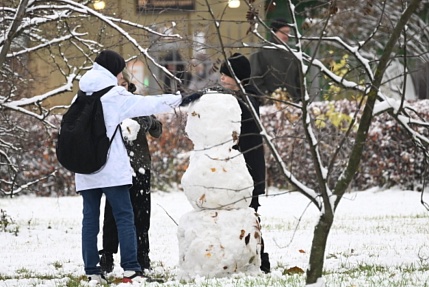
left=102, top=169, right=151, bottom=255
left=81, top=185, right=141, bottom=275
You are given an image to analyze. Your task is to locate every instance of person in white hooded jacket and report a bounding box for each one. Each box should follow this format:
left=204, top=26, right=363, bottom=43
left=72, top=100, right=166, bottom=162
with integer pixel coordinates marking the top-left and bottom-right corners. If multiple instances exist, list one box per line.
left=76, top=50, right=187, bottom=284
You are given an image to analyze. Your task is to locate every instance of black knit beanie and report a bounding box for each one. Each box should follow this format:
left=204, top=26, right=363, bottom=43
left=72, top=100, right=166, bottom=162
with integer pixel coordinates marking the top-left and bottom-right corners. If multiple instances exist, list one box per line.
left=95, top=50, right=126, bottom=76
left=270, top=18, right=290, bottom=32
left=220, top=53, right=251, bottom=84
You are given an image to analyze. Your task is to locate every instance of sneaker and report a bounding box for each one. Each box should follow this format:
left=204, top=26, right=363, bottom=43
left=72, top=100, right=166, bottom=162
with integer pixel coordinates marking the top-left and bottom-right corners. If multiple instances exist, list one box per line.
left=122, top=270, right=148, bottom=283
left=99, top=250, right=114, bottom=273
left=87, top=274, right=108, bottom=284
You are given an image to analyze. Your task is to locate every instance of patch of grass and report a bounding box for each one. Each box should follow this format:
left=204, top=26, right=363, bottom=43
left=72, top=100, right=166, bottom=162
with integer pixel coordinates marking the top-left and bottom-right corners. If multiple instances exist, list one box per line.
left=322, top=263, right=429, bottom=287
left=52, top=261, right=63, bottom=270
left=0, top=275, right=9, bottom=280
left=15, top=267, right=30, bottom=275
left=1, top=269, right=428, bottom=287
left=0, top=209, right=20, bottom=236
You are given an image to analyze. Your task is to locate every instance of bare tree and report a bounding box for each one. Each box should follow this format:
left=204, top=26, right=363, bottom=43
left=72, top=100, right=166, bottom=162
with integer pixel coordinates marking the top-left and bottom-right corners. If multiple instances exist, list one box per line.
left=0, top=0, right=188, bottom=195
left=243, top=0, right=428, bottom=285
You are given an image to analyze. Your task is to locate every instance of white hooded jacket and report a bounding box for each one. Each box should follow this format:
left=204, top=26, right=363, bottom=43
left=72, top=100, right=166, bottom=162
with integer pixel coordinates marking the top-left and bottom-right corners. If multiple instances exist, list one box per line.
left=75, top=63, right=181, bottom=191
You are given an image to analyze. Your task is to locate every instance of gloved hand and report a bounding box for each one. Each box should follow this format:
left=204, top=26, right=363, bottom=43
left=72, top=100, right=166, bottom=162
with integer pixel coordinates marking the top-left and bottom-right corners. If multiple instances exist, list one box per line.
left=140, top=116, right=153, bottom=132
left=180, top=91, right=204, bottom=107
left=128, top=83, right=137, bottom=93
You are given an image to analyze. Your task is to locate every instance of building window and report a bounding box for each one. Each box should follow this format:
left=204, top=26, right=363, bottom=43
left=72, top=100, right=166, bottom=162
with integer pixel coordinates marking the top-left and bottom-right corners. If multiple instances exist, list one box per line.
left=138, top=0, right=195, bottom=12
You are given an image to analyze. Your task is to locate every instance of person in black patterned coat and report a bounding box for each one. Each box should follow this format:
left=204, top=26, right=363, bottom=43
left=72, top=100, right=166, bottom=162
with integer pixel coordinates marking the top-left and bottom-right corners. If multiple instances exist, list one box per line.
left=99, top=69, right=162, bottom=273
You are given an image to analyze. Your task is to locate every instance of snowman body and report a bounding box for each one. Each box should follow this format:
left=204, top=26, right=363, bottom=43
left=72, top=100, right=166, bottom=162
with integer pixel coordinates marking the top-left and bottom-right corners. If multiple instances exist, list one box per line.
left=178, top=92, right=262, bottom=279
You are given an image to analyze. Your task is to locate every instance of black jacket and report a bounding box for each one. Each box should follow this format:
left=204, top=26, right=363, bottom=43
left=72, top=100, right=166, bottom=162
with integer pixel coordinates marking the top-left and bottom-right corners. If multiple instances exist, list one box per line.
left=249, top=40, right=302, bottom=102
left=125, top=116, right=162, bottom=172
left=234, top=84, right=266, bottom=196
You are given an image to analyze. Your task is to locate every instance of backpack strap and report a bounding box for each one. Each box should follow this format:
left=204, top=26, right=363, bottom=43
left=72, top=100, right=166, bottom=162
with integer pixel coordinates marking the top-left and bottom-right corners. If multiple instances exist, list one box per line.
left=92, top=85, right=115, bottom=97
left=77, top=85, right=115, bottom=98
left=79, top=85, right=119, bottom=144
left=110, top=124, right=122, bottom=145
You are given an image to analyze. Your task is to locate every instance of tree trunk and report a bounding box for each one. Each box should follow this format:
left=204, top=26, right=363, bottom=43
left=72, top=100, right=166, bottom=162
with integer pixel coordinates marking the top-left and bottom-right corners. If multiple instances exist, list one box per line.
left=306, top=211, right=333, bottom=284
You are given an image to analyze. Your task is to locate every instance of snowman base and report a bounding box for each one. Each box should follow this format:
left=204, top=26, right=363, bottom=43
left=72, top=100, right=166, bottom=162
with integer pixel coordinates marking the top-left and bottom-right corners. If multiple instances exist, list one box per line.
left=177, top=208, right=262, bottom=280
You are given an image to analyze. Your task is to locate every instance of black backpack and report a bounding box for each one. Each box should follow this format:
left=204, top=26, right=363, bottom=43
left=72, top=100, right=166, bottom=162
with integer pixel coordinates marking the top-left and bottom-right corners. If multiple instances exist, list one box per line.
left=56, top=86, right=120, bottom=174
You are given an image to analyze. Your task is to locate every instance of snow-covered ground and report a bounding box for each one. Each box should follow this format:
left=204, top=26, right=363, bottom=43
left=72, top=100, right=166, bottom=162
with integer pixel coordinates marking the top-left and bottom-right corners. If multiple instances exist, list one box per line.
left=1, top=188, right=429, bottom=286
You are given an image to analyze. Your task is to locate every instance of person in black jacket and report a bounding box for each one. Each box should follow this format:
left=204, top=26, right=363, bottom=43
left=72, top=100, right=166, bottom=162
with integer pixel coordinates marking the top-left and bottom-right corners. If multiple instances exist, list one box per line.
left=219, top=53, right=270, bottom=273
left=99, top=69, right=162, bottom=274
left=249, top=18, right=302, bottom=103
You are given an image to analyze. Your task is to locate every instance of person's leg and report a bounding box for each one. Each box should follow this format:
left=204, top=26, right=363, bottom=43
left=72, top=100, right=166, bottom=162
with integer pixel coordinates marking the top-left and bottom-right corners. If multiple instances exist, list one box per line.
left=249, top=194, right=260, bottom=212
left=99, top=199, right=118, bottom=273
left=102, top=200, right=119, bottom=253
left=249, top=193, right=270, bottom=273
left=103, top=185, right=141, bottom=272
left=131, top=169, right=151, bottom=269
left=80, top=188, right=103, bottom=275
left=260, top=237, right=270, bottom=273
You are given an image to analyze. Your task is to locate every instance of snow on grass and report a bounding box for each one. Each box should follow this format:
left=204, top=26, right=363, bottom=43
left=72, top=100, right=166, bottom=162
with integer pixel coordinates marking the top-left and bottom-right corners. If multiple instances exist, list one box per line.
left=1, top=188, right=429, bottom=286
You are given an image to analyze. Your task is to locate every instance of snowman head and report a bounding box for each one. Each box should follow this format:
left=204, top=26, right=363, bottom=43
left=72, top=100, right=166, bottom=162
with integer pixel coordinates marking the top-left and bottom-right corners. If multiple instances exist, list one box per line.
left=185, top=92, right=241, bottom=149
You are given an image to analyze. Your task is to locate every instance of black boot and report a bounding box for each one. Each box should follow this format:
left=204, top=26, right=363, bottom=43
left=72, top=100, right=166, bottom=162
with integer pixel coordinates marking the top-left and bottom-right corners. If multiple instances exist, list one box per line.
left=99, top=250, right=114, bottom=273
left=260, top=252, right=270, bottom=273
left=260, top=237, right=270, bottom=273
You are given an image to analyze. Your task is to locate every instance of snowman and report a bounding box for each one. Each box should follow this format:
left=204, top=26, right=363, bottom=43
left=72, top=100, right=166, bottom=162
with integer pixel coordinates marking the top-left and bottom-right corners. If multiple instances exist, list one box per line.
left=177, top=90, right=262, bottom=279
